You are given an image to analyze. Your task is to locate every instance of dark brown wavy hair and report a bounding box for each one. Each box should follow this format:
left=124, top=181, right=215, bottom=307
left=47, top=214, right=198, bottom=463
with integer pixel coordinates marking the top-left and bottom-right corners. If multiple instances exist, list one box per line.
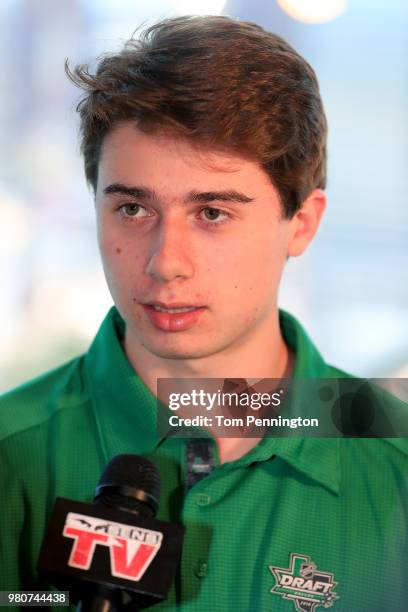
left=66, top=15, right=327, bottom=218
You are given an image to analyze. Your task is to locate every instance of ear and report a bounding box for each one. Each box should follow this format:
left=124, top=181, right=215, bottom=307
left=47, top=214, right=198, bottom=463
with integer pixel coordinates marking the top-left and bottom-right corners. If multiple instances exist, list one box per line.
left=287, top=189, right=327, bottom=257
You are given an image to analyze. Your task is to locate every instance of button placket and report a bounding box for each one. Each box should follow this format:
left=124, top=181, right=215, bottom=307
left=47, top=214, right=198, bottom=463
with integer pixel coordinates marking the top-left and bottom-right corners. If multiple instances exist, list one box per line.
left=194, top=559, right=208, bottom=578
left=195, top=492, right=212, bottom=506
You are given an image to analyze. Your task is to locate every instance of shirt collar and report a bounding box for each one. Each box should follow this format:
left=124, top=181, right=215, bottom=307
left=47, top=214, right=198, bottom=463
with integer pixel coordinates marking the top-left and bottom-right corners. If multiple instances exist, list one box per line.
left=85, top=307, right=341, bottom=495
left=242, top=310, right=341, bottom=496
left=280, top=310, right=328, bottom=378
left=84, top=307, right=163, bottom=459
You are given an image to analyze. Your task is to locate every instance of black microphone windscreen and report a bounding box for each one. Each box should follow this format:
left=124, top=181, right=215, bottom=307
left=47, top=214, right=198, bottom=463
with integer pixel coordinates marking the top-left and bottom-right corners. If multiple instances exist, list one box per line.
left=95, top=455, right=161, bottom=517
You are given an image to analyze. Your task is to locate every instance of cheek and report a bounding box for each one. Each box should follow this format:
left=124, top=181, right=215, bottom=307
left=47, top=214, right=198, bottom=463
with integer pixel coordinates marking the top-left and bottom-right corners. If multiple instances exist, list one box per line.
left=223, top=243, right=282, bottom=286
left=99, top=239, right=123, bottom=274
left=98, top=230, right=135, bottom=268
left=252, top=231, right=288, bottom=282
left=99, top=237, right=134, bottom=288
left=214, top=236, right=286, bottom=312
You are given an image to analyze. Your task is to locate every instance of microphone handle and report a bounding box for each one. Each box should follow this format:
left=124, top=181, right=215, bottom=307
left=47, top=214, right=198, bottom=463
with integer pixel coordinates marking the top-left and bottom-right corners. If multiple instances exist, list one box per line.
left=77, top=587, right=120, bottom=612
left=76, top=587, right=148, bottom=612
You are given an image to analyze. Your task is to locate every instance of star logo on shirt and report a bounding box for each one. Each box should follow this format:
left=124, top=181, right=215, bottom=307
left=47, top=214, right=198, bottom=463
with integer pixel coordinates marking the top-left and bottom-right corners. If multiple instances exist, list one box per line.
left=269, top=552, right=339, bottom=611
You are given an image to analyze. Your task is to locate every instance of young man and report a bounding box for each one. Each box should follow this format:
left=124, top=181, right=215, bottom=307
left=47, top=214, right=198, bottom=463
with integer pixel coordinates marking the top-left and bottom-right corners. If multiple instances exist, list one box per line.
left=0, top=15, right=407, bottom=611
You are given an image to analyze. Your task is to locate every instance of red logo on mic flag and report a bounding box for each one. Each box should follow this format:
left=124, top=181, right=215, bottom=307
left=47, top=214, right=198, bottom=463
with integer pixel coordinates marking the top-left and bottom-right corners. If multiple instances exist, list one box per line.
left=63, top=513, right=163, bottom=581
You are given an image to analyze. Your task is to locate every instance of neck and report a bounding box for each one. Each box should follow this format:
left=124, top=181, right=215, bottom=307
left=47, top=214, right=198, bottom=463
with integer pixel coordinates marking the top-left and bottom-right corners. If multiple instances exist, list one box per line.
left=123, top=308, right=293, bottom=398
left=124, top=308, right=294, bottom=418
left=124, top=311, right=294, bottom=463
left=123, top=308, right=295, bottom=464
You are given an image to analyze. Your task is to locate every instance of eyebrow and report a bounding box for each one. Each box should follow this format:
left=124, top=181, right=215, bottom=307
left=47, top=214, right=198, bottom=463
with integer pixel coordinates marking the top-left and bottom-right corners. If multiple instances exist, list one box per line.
left=103, top=183, right=254, bottom=204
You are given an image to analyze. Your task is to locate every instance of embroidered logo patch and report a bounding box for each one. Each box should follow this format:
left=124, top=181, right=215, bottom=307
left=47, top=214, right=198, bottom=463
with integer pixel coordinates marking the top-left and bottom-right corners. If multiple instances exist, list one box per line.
left=269, top=553, right=339, bottom=611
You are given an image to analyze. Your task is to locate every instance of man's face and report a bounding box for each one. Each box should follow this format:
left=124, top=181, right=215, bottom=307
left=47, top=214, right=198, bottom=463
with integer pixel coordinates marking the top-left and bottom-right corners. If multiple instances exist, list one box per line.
left=95, top=123, right=294, bottom=362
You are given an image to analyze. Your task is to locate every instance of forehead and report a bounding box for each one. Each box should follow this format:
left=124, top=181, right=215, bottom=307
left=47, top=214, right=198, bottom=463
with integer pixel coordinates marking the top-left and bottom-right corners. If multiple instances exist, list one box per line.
left=97, top=122, right=276, bottom=196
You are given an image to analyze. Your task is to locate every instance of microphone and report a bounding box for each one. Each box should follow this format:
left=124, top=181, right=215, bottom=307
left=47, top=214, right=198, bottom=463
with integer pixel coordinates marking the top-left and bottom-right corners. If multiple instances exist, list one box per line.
left=37, top=454, right=185, bottom=611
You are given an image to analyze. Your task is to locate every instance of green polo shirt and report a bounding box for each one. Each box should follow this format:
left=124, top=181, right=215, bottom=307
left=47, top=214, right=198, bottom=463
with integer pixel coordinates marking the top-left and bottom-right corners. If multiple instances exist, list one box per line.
left=0, top=307, right=407, bottom=611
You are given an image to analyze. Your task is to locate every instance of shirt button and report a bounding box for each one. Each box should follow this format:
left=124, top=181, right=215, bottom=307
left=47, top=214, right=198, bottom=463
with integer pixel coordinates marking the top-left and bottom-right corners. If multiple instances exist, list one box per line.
left=194, top=559, right=208, bottom=578
left=195, top=493, right=211, bottom=506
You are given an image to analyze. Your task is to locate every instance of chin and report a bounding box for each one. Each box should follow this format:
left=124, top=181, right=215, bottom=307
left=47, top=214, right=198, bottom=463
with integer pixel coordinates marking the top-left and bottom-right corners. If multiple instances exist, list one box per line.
left=142, top=340, right=216, bottom=361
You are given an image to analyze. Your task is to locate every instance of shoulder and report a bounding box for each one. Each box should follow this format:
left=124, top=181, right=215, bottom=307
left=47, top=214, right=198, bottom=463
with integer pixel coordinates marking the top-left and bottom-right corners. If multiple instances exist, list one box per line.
left=0, top=355, right=88, bottom=443
left=332, top=375, right=408, bottom=459
left=321, top=364, right=408, bottom=460
left=339, top=437, right=408, bottom=517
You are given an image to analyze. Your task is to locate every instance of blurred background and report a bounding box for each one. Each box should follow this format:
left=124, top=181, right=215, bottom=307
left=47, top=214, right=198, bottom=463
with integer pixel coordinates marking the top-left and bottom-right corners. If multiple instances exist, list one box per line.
left=1, top=0, right=407, bottom=392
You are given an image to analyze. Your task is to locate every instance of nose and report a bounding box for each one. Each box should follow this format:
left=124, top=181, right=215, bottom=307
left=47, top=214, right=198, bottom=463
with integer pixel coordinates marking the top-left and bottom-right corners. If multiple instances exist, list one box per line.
left=145, top=217, right=194, bottom=282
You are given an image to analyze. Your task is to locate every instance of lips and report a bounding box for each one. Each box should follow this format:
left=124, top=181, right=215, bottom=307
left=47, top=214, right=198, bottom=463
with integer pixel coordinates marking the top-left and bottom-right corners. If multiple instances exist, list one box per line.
left=146, top=301, right=204, bottom=310
left=142, top=303, right=207, bottom=332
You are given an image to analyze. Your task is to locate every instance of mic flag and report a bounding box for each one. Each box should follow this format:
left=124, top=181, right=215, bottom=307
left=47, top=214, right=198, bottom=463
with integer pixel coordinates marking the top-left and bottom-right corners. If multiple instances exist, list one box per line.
left=37, top=455, right=185, bottom=610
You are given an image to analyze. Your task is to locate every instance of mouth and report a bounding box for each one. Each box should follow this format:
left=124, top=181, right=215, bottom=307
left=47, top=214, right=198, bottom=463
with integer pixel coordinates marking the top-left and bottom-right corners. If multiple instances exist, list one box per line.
left=141, top=302, right=207, bottom=332
left=145, top=302, right=205, bottom=313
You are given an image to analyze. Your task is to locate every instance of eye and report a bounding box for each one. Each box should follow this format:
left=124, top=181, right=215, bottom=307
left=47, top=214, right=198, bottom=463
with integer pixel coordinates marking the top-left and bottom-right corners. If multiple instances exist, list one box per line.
left=199, top=207, right=230, bottom=225
left=118, top=203, right=150, bottom=218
